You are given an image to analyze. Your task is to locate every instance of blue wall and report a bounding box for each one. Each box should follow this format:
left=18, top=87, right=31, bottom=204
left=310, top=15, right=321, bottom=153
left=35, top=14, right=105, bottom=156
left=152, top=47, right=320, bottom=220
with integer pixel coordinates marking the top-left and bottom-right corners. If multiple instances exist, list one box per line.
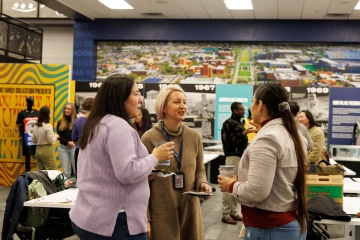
left=73, top=19, right=360, bottom=80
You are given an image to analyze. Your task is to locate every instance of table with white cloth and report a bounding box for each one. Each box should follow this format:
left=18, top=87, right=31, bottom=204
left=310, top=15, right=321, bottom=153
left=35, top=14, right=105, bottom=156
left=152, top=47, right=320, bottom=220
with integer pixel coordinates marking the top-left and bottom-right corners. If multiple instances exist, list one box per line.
left=24, top=188, right=78, bottom=209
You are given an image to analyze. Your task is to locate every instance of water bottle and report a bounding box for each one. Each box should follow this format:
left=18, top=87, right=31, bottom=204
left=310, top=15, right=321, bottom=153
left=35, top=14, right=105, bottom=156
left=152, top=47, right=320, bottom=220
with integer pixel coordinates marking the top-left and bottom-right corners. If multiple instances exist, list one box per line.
left=310, top=162, right=316, bottom=173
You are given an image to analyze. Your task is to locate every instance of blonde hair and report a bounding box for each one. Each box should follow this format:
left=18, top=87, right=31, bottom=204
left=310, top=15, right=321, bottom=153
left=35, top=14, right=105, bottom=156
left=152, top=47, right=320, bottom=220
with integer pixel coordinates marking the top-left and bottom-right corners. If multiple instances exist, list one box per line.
left=154, top=85, right=184, bottom=119
left=58, top=103, right=77, bottom=131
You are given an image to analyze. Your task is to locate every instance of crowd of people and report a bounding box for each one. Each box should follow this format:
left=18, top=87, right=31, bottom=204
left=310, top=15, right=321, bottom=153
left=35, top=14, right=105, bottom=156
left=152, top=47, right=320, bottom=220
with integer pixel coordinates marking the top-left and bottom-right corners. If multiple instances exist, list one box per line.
left=26, top=73, right=329, bottom=239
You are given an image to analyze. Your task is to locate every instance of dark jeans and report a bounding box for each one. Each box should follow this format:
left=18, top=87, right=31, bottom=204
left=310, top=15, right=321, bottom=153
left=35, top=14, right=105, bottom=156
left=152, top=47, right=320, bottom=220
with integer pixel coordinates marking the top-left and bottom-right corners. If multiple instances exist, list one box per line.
left=71, top=212, right=147, bottom=240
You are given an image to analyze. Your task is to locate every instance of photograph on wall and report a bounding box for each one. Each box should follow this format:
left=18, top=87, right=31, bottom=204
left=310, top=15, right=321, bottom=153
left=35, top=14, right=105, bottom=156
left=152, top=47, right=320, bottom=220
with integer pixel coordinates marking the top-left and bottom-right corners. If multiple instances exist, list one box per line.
left=291, top=86, right=329, bottom=144
left=97, top=42, right=360, bottom=88
left=142, top=83, right=161, bottom=123
left=180, top=83, right=216, bottom=139
left=74, top=81, right=99, bottom=111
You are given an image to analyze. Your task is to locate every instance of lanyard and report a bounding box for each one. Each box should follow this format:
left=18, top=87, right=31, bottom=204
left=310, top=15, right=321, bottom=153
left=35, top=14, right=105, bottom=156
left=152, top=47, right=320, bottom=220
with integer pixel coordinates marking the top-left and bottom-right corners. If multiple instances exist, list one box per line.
left=161, top=121, right=184, bottom=171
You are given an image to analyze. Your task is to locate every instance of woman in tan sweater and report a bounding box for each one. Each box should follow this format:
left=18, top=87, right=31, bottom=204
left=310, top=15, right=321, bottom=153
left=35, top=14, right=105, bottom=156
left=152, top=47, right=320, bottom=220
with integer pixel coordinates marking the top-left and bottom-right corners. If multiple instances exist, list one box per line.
left=298, top=110, right=325, bottom=164
left=32, top=106, right=59, bottom=170
left=141, top=85, right=211, bottom=240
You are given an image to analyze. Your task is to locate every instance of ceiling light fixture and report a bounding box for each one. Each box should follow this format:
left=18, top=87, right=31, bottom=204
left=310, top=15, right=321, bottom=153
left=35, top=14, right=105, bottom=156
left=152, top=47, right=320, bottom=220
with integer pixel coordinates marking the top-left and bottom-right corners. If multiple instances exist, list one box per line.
left=98, top=0, right=133, bottom=9
left=224, top=0, right=253, bottom=10
left=355, top=0, right=360, bottom=10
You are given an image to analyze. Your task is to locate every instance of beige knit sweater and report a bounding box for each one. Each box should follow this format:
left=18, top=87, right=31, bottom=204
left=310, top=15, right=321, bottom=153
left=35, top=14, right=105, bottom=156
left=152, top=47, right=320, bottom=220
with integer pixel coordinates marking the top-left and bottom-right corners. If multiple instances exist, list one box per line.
left=141, top=121, right=207, bottom=240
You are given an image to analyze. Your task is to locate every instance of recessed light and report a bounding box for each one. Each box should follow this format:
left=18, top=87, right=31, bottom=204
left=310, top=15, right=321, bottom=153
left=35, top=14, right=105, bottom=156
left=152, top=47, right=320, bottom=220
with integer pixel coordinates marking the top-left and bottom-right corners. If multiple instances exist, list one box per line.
left=355, top=0, right=360, bottom=9
left=339, top=1, right=349, bottom=4
left=98, top=0, right=133, bottom=9
left=155, top=0, right=169, bottom=3
left=224, top=0, right=253, bottom=10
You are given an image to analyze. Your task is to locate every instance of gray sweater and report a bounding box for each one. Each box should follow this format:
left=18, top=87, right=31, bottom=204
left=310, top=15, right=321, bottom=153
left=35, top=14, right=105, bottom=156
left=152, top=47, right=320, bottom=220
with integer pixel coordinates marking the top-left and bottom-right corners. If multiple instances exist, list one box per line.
left=232, top=118, right=306, bottom=212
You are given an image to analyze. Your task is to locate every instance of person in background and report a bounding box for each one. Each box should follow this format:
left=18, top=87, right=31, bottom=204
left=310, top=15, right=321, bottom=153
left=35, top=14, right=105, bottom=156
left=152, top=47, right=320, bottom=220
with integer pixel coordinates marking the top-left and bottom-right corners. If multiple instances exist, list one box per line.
left=72, top=97, right=95, bottom=176
left=298, top=110, right=325, bottom=164
left=134, top=107, right=152, bottom=138
left=244, top=108, right=257, bottom=143
left=221, top=102, right=255, bottom=225
left=218, top=83, right=308, bottom=240
left=69, top=74, right=174, bottom=239
left=57, top=103, right=77, bottom=178
left=141, top=84, right=211, bottom=240
left=289, top=101, right=313, bottom=151
left=32, top=106, right=59, bottom=170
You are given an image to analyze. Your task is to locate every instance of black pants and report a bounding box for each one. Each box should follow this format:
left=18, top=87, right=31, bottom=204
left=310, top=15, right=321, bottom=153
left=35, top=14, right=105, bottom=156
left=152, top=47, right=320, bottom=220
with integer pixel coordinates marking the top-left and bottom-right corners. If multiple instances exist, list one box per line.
left=74, top=148, right=79, bottom=177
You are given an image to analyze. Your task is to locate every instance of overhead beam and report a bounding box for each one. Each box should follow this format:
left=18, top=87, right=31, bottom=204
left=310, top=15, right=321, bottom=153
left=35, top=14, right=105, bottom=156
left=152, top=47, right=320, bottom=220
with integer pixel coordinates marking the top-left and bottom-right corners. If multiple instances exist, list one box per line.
left=34, top=0, right=92, bottom=21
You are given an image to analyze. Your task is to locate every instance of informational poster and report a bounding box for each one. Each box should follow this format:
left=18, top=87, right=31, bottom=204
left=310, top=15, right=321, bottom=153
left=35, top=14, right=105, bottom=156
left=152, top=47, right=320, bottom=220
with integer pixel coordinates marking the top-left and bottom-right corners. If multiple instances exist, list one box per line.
left=180, top=84, right=216, bottom=139
left=291, top=86, right=329, bottom=144
left=0, top=84, right=55, bottom=157
left=328, top=88, right=360, bottom=146
left=214, top=84, right=253, bottom=140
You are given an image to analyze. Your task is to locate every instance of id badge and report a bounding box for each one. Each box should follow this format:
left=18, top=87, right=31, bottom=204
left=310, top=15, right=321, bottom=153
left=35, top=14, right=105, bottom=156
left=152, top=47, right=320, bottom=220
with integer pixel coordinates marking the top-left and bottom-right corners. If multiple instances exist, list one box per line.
left=173, top=172, right=184, bottom=189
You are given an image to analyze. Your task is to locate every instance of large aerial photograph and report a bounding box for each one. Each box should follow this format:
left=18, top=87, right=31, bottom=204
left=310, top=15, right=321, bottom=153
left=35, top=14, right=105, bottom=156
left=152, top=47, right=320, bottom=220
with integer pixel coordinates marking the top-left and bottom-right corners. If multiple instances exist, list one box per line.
left=97, top=42, right=360, bottom=87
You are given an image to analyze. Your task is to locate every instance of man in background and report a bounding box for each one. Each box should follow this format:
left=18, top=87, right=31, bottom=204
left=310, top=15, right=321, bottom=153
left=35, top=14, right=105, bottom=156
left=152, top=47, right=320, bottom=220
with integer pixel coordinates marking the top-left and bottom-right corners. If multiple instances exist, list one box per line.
left=220, top=102, right=254, bottom=224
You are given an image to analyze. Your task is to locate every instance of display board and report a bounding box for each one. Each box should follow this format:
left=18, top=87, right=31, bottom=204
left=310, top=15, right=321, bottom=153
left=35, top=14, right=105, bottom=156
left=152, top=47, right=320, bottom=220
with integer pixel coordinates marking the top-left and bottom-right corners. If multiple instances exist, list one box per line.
left=214, top=84, right=253, bottom=140
left=328, top=88, right=360, bottom=146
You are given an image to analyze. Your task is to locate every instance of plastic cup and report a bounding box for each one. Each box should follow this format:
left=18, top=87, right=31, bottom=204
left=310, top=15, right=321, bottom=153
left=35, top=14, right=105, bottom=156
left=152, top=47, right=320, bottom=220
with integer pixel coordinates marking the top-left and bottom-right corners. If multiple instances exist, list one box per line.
left=218, top=165, right=235, bottom=177
left=157, top=141, right=171, bottom=166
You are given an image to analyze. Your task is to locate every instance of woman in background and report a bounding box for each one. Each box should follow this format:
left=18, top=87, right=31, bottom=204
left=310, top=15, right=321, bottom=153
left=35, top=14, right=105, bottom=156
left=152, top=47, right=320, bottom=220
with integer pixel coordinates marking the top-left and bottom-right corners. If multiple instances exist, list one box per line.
left=32, top=106, right=59, bottom=170
left=57, top=103, right=77, bottom=178
left=298, top=110, right=325, bottom=164
left=72, top=97, right=95, bottom=176
left=70, top=74, right=174, bottom=239
left=141, top=85, right=211, bottom=240
left=218, top=83, right=307, bottom=240
left=134, top=107, right=152, bottom=138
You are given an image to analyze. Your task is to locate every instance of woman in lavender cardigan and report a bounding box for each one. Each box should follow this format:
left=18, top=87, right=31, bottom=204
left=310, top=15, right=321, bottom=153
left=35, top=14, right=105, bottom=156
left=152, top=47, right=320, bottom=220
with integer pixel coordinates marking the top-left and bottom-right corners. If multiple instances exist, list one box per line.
left=69, top=74, right=174, bottom=239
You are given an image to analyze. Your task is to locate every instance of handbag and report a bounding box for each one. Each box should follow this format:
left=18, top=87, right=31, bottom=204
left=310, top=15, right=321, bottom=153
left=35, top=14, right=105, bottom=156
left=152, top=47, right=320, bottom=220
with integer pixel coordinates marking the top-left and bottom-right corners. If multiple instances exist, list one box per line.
left=315, top=160, right=345, bottom=177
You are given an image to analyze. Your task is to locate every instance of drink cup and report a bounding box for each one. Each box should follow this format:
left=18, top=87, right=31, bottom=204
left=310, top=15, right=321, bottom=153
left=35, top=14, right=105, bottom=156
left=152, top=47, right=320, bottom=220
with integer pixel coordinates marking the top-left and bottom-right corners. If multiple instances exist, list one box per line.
left=218, top=165, right=235, bottom=177
left=157, top=141, right=171, bottom=166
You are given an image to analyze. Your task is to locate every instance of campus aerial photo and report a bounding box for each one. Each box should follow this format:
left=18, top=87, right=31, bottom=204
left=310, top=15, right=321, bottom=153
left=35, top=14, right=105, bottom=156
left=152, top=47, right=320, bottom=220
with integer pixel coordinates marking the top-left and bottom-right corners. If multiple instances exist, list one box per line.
left=97, top=42, right=360, bottom=87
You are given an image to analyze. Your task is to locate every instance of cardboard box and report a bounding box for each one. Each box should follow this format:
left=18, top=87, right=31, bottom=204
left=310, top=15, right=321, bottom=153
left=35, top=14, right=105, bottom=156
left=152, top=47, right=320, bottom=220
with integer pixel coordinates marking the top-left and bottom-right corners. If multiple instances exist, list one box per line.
left=305, top=173, right=343, bottom=207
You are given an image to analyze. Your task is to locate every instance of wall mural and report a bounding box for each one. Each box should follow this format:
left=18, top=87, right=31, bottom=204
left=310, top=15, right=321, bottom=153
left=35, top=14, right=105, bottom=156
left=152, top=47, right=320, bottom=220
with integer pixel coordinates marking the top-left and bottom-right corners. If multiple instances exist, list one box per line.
left=0, top=64, right=70, bottom=186
left=97, top=42, right=360, bottom=88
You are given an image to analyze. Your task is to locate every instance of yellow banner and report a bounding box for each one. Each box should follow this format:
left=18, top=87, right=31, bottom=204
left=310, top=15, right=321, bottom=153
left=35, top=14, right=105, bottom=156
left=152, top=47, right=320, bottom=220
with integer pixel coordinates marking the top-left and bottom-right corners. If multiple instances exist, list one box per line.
left=0, top=84, right=55, bottom=163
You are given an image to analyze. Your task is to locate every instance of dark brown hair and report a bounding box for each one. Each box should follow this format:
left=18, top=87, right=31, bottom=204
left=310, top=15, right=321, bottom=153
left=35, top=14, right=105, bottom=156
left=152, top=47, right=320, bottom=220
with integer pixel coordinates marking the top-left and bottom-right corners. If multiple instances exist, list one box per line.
left=79, top=74, right=135, bottom=149
left=82, top=97, right=95, bottom=111
left=255, top=83, right=308, bottom=232
left=300, top=110, right=319, bottom=128
left=37, top=106, right=50, bottom=127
